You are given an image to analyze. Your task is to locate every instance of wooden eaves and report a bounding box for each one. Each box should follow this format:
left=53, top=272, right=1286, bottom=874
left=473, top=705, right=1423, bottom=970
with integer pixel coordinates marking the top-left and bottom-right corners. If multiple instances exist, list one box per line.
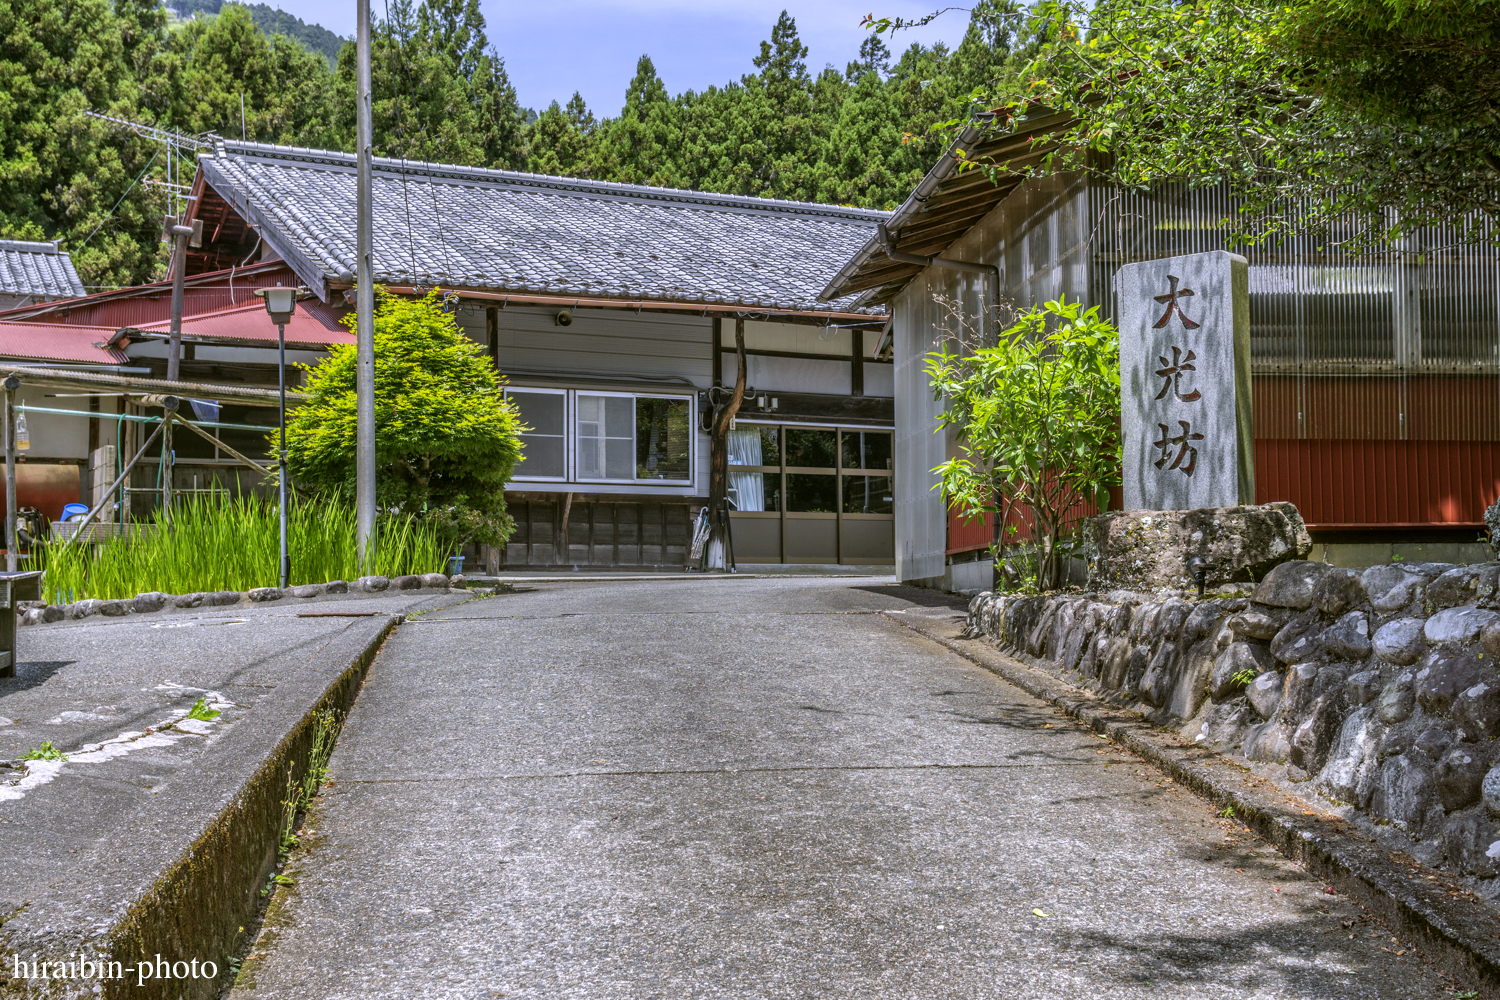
left=819, top=109, right=1079, bottom=306
left=353, top=285, right=889, bottom=328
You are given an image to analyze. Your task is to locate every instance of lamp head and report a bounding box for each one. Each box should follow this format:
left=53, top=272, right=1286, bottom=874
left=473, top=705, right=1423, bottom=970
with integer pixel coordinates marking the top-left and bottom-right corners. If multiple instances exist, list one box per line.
left=255, top=284, right=298, bottom=325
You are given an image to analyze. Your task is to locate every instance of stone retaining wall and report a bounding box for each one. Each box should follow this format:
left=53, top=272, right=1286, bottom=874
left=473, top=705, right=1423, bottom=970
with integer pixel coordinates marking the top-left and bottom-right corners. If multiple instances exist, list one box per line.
left=16, top=573, right=466, bottom=625
left=969, top=559, right=1500, bottom=884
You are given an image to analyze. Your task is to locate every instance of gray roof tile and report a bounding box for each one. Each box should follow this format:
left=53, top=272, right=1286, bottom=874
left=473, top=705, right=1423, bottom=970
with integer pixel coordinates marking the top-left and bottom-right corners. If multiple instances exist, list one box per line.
left=0, top=240, right=87, bottom=301
left=199, top=142, right=888, bottom=315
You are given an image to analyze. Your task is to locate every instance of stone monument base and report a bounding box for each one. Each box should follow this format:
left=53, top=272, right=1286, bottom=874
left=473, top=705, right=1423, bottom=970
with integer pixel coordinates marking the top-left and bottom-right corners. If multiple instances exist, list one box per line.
left=1082, top=501, right=1311, bottom=592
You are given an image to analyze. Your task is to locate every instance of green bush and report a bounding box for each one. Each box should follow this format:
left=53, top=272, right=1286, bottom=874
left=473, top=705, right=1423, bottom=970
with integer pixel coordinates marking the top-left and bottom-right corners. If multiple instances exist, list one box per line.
left=286, top=289, right=523, bottom=548
left=32, top=493, right=452, bottom=603
left=928, top=298, right=1122, bottom=592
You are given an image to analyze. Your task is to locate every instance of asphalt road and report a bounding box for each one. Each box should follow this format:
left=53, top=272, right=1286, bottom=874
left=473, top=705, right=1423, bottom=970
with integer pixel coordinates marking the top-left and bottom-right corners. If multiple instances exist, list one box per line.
left=230, top=577, right=1456, bottom=999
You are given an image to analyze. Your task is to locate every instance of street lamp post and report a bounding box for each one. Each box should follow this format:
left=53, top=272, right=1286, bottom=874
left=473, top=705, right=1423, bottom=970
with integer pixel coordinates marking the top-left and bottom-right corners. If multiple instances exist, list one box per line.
left=255, top=284, right=297, bottom=589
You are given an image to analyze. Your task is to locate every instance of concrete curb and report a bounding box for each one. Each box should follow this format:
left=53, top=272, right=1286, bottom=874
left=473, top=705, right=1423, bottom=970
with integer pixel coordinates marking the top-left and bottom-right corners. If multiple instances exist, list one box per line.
left=0, top=614, right=402, bottom=999
left=885, top=609, right=1500, bottom=998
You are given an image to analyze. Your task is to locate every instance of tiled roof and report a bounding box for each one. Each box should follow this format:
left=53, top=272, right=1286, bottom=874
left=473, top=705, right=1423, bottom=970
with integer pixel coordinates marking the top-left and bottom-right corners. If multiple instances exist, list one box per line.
left=0, top=241, right=87, bottom=302
left=198, top=142, right=888, bottom=315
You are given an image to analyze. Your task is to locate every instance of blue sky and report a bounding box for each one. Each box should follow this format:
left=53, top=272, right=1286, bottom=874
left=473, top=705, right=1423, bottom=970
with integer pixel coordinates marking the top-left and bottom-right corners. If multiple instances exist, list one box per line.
left=288, top=1, right=973, bottom=116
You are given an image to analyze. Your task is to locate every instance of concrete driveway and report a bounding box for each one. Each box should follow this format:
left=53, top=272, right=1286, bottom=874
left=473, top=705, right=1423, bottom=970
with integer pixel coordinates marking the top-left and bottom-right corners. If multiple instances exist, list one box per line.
left=231, top=577, right=1455, bottom=999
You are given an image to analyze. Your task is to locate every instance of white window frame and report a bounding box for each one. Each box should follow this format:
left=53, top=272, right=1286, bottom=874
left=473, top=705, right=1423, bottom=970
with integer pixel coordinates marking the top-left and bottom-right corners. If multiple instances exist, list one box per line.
left=505, top=386, right=570, bottom=483
left=505, top=387, right=696, bottom=488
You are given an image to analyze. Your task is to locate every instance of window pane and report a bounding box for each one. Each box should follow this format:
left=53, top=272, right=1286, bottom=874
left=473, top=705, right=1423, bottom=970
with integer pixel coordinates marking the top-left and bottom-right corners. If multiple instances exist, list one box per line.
left=508, top=390, right=565, bottom=479
left=841, top=430, right=892, bottom=471
left=729, top=471, right=781, bottom=511
left=787, top=473, right=837, bottom=512
left=842, top=475, right=893, bottom=514
left=729, top=426, right=779, bottom=467
left=577, top=394, right=634, bottom=480
left=636, top=397, right=691, bottom=480
left=785, top=428, right=836, bottom=469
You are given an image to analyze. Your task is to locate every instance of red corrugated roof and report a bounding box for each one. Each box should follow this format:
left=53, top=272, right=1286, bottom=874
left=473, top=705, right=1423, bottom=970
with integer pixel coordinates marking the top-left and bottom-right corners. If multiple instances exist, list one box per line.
left=121, top=299, right=354, bottom=348
left=0, top=322, right=127, bottom=365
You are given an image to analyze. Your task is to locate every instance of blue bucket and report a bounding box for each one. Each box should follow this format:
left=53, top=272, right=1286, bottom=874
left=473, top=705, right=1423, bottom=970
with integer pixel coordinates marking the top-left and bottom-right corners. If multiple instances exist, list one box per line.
left=447, top=555, right=465, bottom=576
left=61, top=503, right=89, bottom=522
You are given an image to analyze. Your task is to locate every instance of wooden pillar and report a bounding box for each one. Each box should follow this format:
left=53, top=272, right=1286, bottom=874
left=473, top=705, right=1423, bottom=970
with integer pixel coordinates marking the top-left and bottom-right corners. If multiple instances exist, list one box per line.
left=851, top=328, right=865, bottom=397
left=706, top=318, right=747, bottom=570
left=486, top=306, right=500, bottom=370
left=712, top=316, right=723, bottom=388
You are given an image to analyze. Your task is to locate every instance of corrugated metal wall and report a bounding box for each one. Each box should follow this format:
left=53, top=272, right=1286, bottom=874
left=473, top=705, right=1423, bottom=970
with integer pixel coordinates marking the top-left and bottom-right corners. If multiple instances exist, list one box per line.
left=1090, top=182, right=1500, bottom=525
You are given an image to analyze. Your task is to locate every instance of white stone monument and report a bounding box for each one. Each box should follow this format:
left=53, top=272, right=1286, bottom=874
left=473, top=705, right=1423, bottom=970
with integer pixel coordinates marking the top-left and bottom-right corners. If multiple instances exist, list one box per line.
left=1116, top=250, right=1252, bottom=510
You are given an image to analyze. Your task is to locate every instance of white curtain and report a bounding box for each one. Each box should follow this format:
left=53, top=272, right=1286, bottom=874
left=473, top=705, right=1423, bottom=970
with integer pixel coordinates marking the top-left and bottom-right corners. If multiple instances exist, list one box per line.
left=726, top=428, right=764, bottom=511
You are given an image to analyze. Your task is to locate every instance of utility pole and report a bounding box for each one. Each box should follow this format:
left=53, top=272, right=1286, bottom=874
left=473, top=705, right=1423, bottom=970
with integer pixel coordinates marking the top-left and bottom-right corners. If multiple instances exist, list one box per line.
left=164, top=217, right=201, bottom=382
left=355, top=0, right=377, bottom=564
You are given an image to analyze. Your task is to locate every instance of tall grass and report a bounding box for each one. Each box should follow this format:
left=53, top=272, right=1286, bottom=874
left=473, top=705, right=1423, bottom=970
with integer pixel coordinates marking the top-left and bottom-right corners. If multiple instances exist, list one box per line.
left=31, top=492, right=454, bottom=604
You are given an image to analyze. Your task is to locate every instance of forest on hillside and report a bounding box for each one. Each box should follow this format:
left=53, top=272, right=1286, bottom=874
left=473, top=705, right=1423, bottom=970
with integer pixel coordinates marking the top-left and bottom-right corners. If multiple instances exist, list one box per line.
left=0, top=0, right=1024, bottom=290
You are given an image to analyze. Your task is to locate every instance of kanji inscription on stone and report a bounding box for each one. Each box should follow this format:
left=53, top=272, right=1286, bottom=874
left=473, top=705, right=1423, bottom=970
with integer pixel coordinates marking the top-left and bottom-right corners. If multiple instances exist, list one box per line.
left=1116, top=250, right=1252, bottom=510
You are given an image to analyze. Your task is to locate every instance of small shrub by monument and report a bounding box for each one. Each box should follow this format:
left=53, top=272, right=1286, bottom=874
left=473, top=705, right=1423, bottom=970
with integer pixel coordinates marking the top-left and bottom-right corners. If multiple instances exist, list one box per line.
left=928, top=298, right=1122, bottom=591
left=32, top=493, right=451, bottom=603
left=286, top=289, right=523, bottom=548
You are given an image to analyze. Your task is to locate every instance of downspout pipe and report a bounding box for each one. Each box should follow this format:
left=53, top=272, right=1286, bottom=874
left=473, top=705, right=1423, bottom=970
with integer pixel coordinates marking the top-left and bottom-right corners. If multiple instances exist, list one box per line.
left=876, top=223, right=997, bottom=283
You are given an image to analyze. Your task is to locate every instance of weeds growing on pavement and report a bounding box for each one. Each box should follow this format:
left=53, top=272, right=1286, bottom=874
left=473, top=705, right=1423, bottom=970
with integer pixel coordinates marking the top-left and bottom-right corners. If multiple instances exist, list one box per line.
left=186, top=697, right=222, bottom=722
left=278, top=709, right=340, bottom=862
left=29, top=492, right=453, bottom=603
left=20, top=741, right=66, bottom=762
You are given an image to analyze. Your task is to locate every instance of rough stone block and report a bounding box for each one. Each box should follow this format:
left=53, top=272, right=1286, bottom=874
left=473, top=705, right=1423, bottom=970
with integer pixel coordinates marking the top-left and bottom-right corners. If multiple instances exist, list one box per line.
left=1290, top=693, right=1342, bottom=773
left=206, top=590, right=242, bottom=606
left=174, top=592, right=205, bottom=609
left=1484, top=620, right=1500, bottom=660
left=1425, top=606, right=1500, bottom=647
left=1483, top=764, right=1500, bottom=815
left=1312, top=568, right=1367, bottom=616
left=1452, top=676, right=1500, bottom=739
left=1139, top=643, right=1178, bottom=707
left=420, top=573, right=449, bottom=589
left=1373, top=618, right=1426, bottom=666
left=68, top=599, right=102, bottom=619
left=391, top=575, right=422, bottom=591
left=449, top=574, right=466, bottom=589
left=1253, top=560, right=1334, bottom=610
left=324, top=580, right=349, bottom=594
left=1270, top=610, right=1324, bottom=665
left=355, top=575, right=389, bottom=593
left=1436, top=747, right=1486, bottom=811
left=1371, top=754, right=1436, bottom=836
left=1345, top=669, right=1382, bottom=707
left=40, top=605, right=63, bottom=624
left=1443, top=809, right=1500, bottom=878
left=1169, top=638, right=1218, bottom=719
left=98, top=600, right=129, bottom=617
left=1244, top=720, right=1291, bottom=762
left=1227, top=606, right=1290, bottom=641
left=131, top=592, right=168, bottom=614
left=1429, top=567, right=1483, bottom=609
left=1247, top=671, right=1283, bottom=719
left=1081, top=502, right=1310, bottom=591
left=1319, top=707, right=1379, bottom=806
left=1413, top=728, right=1454, bottom=762
left=1322, top=611, right=1373, bottom=661
left=1414, top=650, right=1484, bottom=715
left=1376, top=673, right=1416, bottom=724
left=291, top=584, right=324, bottom=599
left=248, top=587, right=283, bottom=602
left=1364, top=565, right=1428, bottom=613
left=1210, top=642, right=1273, bottom=701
